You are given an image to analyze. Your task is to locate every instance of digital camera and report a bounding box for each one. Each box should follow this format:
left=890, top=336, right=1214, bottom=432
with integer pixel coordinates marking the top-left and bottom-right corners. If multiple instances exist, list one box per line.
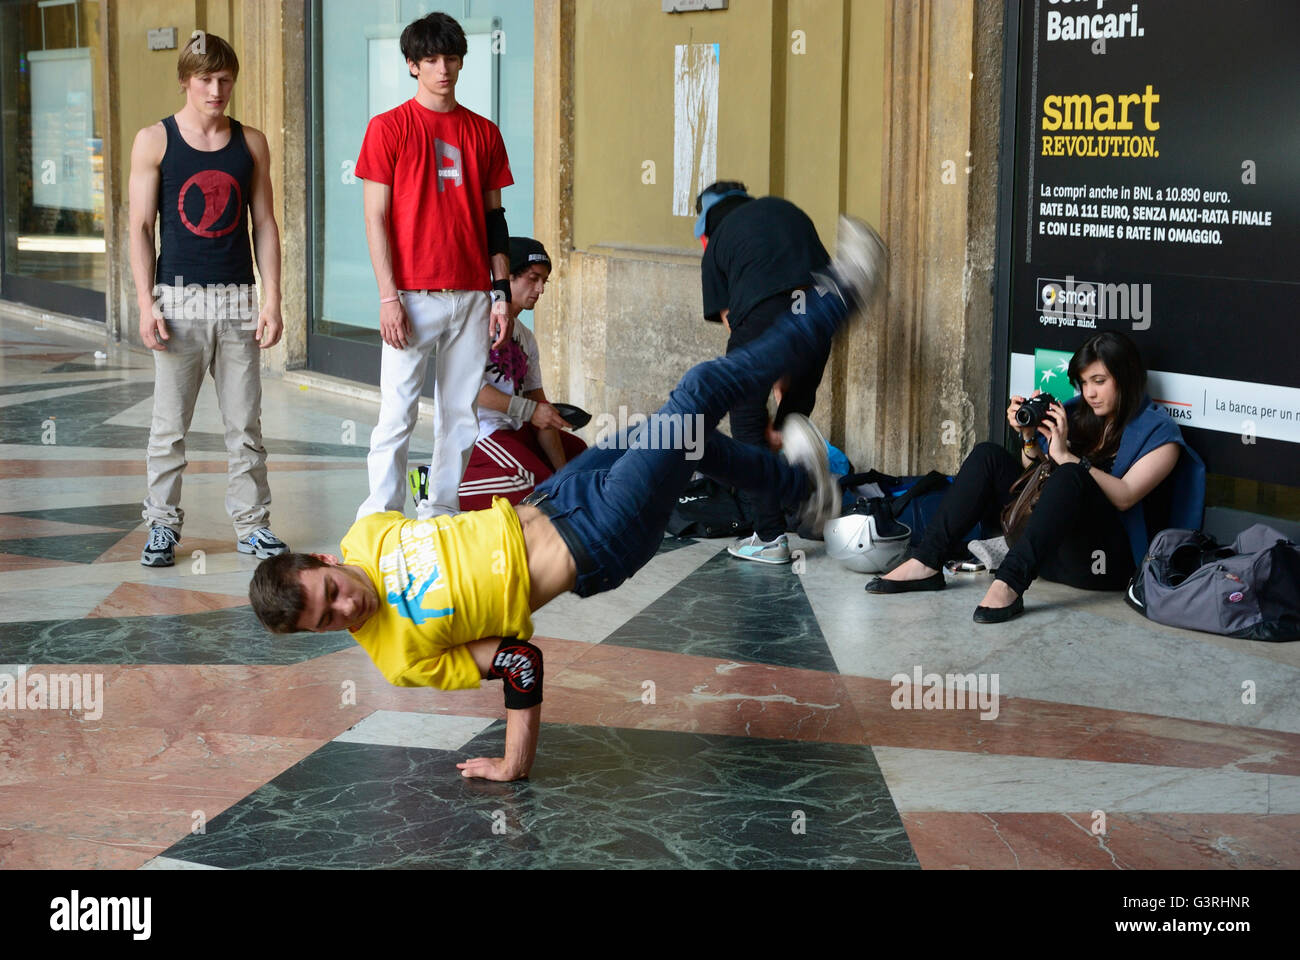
left=1015, top=393, right=1058, bottom=429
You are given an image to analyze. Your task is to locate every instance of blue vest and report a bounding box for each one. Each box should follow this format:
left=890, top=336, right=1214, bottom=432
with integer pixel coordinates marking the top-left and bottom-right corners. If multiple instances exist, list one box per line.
left=1058, top=396, right=1206, bottom=565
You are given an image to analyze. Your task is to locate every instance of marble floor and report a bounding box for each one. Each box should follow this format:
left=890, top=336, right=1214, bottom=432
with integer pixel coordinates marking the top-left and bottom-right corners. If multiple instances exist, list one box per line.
left=1, top=315, right=1297, bottom=870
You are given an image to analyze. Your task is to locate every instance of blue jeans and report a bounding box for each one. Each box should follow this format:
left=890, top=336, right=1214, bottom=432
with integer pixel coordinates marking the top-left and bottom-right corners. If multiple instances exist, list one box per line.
left=530, top=286, right=851, bottom=596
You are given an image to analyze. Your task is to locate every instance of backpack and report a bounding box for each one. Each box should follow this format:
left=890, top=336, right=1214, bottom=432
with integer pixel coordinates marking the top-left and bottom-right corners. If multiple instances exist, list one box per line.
left=667, top=476, right=752, bottom=539
left=1126, top=524, right=1300, bottom=642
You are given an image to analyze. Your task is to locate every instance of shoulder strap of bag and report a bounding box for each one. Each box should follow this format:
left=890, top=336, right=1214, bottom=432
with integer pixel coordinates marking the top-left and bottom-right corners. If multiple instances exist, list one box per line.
left=889, top=471, right=952, bottom=517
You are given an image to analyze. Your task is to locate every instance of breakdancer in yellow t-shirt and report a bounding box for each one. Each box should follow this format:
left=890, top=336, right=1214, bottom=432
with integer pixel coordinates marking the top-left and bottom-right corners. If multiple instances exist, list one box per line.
left=249, top=217, right=885, bottom=781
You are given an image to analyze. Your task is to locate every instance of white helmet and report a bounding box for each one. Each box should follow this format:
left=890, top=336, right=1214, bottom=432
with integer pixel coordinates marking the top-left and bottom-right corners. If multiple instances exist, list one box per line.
left=824, top=501, right=911, bottom=574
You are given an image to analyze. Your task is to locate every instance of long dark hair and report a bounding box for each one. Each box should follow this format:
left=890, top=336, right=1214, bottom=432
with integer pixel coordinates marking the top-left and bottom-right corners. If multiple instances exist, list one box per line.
left=1067, top=331, right=1148, bottom=462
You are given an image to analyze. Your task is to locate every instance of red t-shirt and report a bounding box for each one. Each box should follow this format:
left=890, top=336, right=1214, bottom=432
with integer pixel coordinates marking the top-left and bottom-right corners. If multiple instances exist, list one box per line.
left=355, top=100, right=513, bottom=291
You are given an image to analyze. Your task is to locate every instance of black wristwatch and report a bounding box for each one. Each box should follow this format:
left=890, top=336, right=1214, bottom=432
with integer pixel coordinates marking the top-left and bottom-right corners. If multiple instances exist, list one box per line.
left=1078, top=455, right=1093, bottom=472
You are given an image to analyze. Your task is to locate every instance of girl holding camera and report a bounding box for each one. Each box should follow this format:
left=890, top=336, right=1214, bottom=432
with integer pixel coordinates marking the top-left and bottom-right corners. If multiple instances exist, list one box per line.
left=866, top=331, right=1204, bottom=623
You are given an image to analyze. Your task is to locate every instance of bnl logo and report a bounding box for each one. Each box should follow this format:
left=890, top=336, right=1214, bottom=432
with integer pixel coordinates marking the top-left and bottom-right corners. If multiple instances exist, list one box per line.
left=435, top=139, right=463, bottom=192
left=1038, top=275, right=1152, bottom=330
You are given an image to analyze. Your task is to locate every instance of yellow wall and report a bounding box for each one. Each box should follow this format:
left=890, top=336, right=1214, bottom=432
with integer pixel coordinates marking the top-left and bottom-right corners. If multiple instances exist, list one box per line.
left=842, top=0, right=885, bottom=228
left=573, top=0, right=776, bottom=251
left=572, top=0, right=884, bottom=253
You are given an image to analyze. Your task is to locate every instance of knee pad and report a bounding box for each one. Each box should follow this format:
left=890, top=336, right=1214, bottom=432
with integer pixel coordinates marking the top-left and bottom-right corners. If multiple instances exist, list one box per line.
left=486, top=638, right=543, bottom=709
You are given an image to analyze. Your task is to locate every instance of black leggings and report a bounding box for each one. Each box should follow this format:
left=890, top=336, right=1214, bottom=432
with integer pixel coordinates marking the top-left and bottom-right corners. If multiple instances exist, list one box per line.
left=911, top=442, right=1136, bottom=594
left=726, top=292, right=831, bottom=540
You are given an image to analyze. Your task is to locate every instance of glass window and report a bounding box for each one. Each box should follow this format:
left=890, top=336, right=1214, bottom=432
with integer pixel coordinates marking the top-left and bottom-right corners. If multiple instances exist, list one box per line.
left=0, top=0, right=106, bottom=320
left=307, top=0, right=534, bottom=385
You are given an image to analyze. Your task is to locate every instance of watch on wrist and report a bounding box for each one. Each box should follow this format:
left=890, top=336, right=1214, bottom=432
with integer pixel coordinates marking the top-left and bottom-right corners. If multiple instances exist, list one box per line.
left=491, top=277, right=512, bottom=304
left=489, top=289, right=506, bottom=305
left=1078, top=455, right=1093, bottom=471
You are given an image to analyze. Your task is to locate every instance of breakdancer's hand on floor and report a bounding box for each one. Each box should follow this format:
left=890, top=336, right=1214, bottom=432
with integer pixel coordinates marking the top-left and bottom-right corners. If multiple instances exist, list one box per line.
left=457, top=702, right=541, bottom=781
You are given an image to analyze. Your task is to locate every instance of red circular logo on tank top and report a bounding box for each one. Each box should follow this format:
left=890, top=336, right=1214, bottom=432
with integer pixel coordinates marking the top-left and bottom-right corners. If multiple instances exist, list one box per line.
left=177, top=170, right=242, bottom=238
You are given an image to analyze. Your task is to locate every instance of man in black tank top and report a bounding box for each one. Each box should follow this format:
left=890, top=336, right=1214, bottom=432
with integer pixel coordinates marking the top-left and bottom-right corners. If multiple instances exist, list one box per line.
left=127, top=33, right=290, bottom=567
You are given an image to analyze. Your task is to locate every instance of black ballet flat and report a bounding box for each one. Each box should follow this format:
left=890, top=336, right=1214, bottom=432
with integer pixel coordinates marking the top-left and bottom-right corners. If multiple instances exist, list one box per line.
left=972, top=595, right=1024, bottom=623
left=865, top=572, right=946, bottom=594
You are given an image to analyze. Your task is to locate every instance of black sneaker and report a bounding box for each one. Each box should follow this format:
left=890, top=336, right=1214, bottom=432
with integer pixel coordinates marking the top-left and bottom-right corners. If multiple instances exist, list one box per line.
left=141, top=525, right=179, bottom=567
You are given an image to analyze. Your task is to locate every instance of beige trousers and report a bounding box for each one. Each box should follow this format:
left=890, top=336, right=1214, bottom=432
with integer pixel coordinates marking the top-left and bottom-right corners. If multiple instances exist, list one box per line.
left=141, top=284, right=271, bottom=539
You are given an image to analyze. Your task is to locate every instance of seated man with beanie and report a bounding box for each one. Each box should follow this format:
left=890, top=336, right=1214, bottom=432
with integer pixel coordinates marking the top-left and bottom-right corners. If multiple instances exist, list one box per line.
left=455, top=238, right=588, bottom=510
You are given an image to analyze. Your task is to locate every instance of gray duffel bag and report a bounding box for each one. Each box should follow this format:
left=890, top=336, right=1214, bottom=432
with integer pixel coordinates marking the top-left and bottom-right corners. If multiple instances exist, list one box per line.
left=1126, top=524, right=1300, bottom=642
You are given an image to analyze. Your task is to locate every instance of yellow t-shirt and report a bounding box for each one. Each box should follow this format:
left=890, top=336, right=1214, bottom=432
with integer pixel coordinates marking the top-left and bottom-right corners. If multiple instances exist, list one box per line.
left=340, top=497, right=534, bottom=690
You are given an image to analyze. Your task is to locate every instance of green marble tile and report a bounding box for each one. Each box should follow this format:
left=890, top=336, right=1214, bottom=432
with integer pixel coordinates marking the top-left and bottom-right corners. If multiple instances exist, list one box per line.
left=604, top=551, right=838, bottom=672
left=0, top=608, right=352, bottom=665
left=6, top=502, right=149, bottom=530
left=159, top=724, right=916, bottom=869
left=0, top=532, right=131, bottom=564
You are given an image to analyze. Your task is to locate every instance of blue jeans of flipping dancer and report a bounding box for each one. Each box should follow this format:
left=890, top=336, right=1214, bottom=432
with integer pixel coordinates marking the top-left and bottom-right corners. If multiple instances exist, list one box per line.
left=528, top=287, right=851, bottom=597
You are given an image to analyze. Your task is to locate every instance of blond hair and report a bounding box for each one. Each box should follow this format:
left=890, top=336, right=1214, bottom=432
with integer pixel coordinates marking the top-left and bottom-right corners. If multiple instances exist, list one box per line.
left=177, top=31, right=239, bottom=86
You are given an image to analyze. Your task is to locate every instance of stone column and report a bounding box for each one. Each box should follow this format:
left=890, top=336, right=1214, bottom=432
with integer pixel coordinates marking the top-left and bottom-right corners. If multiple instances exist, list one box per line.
left=843, top=0, right=1004, bottom=475
left=532, top=0, right=580, bottom=408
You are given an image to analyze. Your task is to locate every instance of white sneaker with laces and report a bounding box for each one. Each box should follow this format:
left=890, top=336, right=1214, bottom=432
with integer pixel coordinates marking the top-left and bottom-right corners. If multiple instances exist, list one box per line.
left=727, top=533, right=793, bottom=565
left=781, top=414, right=838, bottom=539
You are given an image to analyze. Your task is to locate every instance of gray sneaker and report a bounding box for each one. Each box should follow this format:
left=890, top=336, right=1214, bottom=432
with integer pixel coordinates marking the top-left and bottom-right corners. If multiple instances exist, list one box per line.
left=237, top=527, right=290, bottom=558
left=727, top=533, right=793, bottom=565
left=141, top=524, right=179, bottom=567
left=781, top=414, right=838, bottom=538
left=825, top=216, right=888, bottom=310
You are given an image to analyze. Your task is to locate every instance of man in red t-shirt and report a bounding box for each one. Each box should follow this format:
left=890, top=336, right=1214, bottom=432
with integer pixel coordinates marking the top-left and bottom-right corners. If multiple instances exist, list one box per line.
left=354, top=11, right=515, bottom=522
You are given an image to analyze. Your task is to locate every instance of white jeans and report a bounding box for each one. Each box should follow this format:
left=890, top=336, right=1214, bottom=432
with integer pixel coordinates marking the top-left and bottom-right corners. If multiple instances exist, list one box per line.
left=357, top=290, right=489, bottom=520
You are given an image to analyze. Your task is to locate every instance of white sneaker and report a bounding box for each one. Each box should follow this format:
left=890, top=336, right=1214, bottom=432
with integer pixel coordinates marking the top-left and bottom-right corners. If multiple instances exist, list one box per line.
left=237, top=527, right=290, bottom=558
left=728, top=533, right=793, bottom=565
left=781, top=414, right=838, bottom=538
left=827, top=216, right=888, bottom=310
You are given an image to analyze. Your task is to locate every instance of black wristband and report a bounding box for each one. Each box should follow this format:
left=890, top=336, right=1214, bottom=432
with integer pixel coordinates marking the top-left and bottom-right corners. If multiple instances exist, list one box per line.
left=492, top=277, right=512, bottom=304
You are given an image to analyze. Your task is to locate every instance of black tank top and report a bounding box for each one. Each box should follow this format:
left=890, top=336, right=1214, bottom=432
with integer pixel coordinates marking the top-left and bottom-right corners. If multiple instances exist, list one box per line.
left=155, top=115, right=255, bottom=286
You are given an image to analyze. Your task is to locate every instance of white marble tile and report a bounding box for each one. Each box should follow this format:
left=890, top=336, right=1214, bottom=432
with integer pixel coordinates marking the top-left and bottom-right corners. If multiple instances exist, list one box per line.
left=0, top=379, right=133, bottom=410
left=138, top=856, right=223, bottom=870
left=1267, top=771, right=1300, bottom=815
left=0, top=583, right=118, bottom=623
left=140, top=569, right=257, bottom=598
left=333, top=710, right=494, bottom=750
left=797, top=544, right=1300, bottom=733
left=872, top=746, right=1300, bottom=814
left=0, top=443, right=163, bottom=461
left=0, top=666, right=33, bottom=687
